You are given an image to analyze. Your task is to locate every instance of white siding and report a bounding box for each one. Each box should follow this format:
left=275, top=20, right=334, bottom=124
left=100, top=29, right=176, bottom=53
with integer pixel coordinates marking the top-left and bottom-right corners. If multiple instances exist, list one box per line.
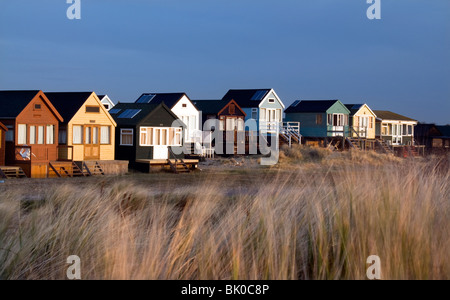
left=171, top=95, right=201, bottom=143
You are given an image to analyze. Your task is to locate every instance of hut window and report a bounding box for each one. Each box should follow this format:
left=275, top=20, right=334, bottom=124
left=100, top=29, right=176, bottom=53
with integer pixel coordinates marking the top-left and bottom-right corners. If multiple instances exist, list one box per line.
left=182, top=104, right=187, bottom=108
left=59, top=129, right=67, bottom=145
left=37, top=126, right=45, bottom=144
left=252, top=108, right=258, bottom=120
left=261, top=109, right=267, bottom=121
left=408, top=125, right=413, bottom=136
left=92, top=127, right=99, bottom=144
left=18, top=124, right=27, bottom=145
left=229, top=104, right=236, bottom=115
left=5, top=126, right=14, bottom=142
left=103, top=104, right=110, bottom=110
left=140, top=127, right=182, bottom=146
left=369, top=117, right=373, bottom=129
left=46, top=125, right=54, bottom=145
left=101, top=126, right=111, bottom=144
left=34, top=104, right=42, bottom=110
left=29, top=126, right=36, bottom=144
left=316, top=114, right=323, bottom=125
left=73, top=126, right=83, bottom=144
left=237, top=119, right=245, bottom=132
left=174, top=128, right=182, bottom=146
left=120, top=129, right=134, bottom=146
left=86, top=106, right=100, bottom=113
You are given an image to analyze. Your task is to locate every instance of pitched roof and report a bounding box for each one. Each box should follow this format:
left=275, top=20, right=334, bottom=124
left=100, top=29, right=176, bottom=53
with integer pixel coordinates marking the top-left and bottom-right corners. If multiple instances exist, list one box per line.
left=192, top=100, right=225, bottom=115
left=134, top=93, right=187, bottom=108
left=0, top=121, right=7, bottom=132
left=285, top=100, right=340, bottom=113
left=436, top=125, right=450, bottom=138
left=221, top=89, right=271, bottom=108
left=110, top=102, right=182, bottom=127
left=45, top=92, right=94, bottom=123
left=0, top=90, right=42, bottom=118
left=345, top=104, right=364, bottom=115
left=373, top=110, right=416, bottom=122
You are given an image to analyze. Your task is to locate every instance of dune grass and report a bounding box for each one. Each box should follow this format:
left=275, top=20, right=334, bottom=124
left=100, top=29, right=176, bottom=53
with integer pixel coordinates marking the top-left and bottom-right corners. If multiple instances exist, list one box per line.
left=0, top=154, right=449, bottom=280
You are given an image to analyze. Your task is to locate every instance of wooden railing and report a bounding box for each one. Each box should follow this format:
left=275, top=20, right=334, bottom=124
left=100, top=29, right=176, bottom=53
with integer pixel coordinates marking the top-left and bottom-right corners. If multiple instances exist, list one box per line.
left=327, top=125, right=350, bottom=137
left=57, top=145, right=74, bottom=161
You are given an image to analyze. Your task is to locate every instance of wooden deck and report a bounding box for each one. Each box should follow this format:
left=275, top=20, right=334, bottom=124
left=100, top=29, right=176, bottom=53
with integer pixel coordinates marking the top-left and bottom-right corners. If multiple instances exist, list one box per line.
left=136, top=159, right=199, bottom=165
left=136, top=159, right=199, bottom=173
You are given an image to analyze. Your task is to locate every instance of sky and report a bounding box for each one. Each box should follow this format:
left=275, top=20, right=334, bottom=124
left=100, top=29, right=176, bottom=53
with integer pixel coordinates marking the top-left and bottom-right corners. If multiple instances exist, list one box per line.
left=0, top=0, right=449, bottom=124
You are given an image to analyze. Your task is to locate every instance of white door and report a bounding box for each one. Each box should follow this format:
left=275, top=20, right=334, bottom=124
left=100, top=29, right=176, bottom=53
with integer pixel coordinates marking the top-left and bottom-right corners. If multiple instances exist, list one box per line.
left=154, top=146, right=168, bottom=159
left=392, top=124, right=402, bottom=145
left=359, top=117, right=368, bottom=138
left=333, top=114, right=345, bottom=137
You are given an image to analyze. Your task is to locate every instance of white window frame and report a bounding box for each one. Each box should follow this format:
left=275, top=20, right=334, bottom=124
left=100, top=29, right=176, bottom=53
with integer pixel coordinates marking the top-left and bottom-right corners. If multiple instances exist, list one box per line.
left=120, top=128, right=134, bottom=146
left=139, top=127, right=183, bottom=147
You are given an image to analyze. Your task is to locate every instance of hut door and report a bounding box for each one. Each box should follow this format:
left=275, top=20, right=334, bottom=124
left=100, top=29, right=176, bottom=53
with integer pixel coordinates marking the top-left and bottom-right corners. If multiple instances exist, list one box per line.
left=392, top=124, right=402, bottom=145
left=359, top=117, right=368, bottom=138
left=84, top=125, right=100, bottom=160
left=153, top=128, right=169, bottom=160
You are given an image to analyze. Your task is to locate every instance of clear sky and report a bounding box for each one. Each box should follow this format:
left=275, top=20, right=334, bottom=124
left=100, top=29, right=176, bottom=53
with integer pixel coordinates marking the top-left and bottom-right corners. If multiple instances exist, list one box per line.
left=0, top=0, right=449, bottom=124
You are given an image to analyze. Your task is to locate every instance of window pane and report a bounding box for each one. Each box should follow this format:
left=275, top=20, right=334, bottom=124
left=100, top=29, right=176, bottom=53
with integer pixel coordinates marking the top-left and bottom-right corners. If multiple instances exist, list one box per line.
left=252, top=109, right=258, bottom=120
left=238, top=119, right=244, bottom=131
left=86, top=106, right=100, bottom=113
left=73, top=126, right=83, bottom=144
left=161, top=129, right=168, bottom=146
left=155, top=129, right=161, bottom=145
left=29, top=126, right=36, bottom=145
left=148, top=128, right=153, bottom=146
left=5, top=129, right=14, bottom=142
left=38, top=126, right=44, bottom=144
left=260, top=109, right=266, bottom=121
left=121, top=129, right=133, bottom=146
left=100, top=126, right=110, bottom=144
left=59, top=129, right=67, bottom=144
left=46, top=125, right=54, bottom=145
left=169, top=128, right=175, bottom=146
left=85, top=127, right=91, bottom=144
left=93, top=127, right=99, bottom=144
left=140, top=128, right=147, bottom=146
left=175, top=129, right=182, bottom=146
left=18, top=124, right=27, bottom=144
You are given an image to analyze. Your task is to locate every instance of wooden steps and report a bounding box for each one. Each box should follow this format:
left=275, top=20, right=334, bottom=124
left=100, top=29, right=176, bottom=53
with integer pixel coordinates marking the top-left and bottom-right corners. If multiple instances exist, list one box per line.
left=376, top=139, right=395, bottom=155
left=167, top=159, right=191, bottom=174
left=49, top=161, right=87, bottom=178
left=347, top=138, right=362, bottom=151
left=82, top=162, right=105, bottom=176
left=0, top=166, right=28, bottom=179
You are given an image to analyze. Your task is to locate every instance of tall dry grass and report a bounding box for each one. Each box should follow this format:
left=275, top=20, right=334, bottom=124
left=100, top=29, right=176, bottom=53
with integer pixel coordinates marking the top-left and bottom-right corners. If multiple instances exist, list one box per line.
left=0, top=156, right=449, bottom=280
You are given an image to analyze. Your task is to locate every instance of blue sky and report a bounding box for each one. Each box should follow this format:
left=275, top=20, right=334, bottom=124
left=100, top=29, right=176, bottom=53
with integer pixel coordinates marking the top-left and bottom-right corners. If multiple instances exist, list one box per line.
left=0, top=0, right=449, bottom=124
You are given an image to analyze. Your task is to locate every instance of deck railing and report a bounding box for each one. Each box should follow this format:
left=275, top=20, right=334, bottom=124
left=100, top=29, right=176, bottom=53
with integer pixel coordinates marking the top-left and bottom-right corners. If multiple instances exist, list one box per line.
left=57, top=145, right=74, bottom=161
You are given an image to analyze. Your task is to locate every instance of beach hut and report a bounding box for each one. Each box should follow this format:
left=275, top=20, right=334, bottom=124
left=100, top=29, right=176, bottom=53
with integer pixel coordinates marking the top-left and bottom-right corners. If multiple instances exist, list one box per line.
left=0, top=90, right=63, bottom=178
